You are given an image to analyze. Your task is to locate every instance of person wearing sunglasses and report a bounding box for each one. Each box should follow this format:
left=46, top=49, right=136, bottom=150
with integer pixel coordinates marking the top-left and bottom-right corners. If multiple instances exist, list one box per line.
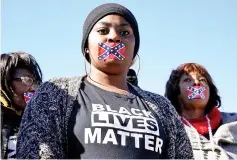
left=1, top=51, right=43, bottom=159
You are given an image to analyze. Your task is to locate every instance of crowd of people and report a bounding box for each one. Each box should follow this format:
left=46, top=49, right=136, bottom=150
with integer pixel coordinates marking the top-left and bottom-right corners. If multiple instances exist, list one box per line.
left=1, top=2, right=236, bottom=160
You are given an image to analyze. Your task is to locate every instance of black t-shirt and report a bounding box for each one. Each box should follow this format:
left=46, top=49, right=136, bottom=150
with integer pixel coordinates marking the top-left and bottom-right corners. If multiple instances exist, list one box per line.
left=68, top=79, right=167, bottom=159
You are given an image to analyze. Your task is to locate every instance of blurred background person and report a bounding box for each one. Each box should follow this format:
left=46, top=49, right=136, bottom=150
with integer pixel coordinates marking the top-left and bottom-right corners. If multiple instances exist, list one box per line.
left=127, top=69, right=138, bottom=86
left=1, top=51, right=43, bottom=159
left=165, top=62, right=237, bottom=160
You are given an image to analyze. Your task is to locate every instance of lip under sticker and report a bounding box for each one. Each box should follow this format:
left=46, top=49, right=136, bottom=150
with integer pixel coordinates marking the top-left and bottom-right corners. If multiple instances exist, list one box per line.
left=98, top=42, right=126, bottom=60
left=24, top=92, right=34, bottom=104
left=186, top=86, right=206, bottom=100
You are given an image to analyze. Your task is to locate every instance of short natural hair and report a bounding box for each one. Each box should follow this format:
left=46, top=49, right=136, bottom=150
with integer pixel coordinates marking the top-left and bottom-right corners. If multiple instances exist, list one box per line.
left=165, top=63, right=221, bottom=114
left=1, top=51, right=43, bottom=103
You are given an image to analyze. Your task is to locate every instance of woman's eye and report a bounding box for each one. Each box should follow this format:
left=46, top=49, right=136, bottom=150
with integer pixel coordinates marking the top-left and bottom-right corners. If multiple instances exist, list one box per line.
left=184, top=78, right=191, bottom=82
left=97, top=29, right=108, bottom=35
left=120, top=30, right=130, bottom=36
left=200, top=78, right=207, bottom=82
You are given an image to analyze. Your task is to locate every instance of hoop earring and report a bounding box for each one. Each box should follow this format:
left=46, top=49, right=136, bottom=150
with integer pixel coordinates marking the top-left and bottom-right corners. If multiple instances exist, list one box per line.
left=83, top=52, right=88, bottom=75
left=136, top=54, right=141, bottom=77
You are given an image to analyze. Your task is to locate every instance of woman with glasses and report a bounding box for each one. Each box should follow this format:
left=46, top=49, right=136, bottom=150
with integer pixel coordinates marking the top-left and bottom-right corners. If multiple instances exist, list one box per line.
left=1, top=51, right=43, bottom=159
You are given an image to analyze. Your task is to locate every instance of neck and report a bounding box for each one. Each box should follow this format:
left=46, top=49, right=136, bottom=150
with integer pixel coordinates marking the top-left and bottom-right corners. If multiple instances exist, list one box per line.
left=180, top=108, right=205, bottom=120
left=88, top=66, right=129, bottom=92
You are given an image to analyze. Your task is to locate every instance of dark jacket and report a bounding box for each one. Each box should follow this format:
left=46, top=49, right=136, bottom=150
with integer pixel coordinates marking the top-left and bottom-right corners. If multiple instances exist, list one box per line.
left=16, top=76, right=193, bottom=159
left=1, top=90, right=22, bottom=159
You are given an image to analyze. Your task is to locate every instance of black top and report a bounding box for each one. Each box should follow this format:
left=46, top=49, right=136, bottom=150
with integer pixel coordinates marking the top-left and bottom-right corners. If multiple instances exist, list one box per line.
left=1, top=107, right=21, bottom=159
left=68, top=79, right=167, bottom=159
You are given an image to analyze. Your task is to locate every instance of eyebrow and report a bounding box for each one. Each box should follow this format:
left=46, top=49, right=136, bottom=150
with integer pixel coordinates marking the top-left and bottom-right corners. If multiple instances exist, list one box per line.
left=182, top=74, right=205, bottom=79
left=97, top=22, right=131, bottom=27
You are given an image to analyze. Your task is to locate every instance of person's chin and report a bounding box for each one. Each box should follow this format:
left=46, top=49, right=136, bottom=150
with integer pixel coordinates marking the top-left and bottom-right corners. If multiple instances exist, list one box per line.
left=100, top=63, right=127, bottom=75
left=188, top=99, right=207, bottom=106
left=101, top=59, right=127, bottom=68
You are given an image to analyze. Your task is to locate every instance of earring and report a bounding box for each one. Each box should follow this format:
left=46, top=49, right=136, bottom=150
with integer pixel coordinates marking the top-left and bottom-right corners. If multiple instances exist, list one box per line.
left=85, top=48, right=89, bottom=53
left=129, top=54, right=140, bottom=77
left=130, top=56, right=137, bottom=67
left=84, top=48, right=89, bottom=75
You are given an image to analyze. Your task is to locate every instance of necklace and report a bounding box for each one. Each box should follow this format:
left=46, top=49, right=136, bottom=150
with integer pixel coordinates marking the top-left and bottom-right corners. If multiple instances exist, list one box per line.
left=181, top=116, right=215, bottom=160
left=87, top=75, right=130, bottom=94
left=87, top=75, right=109, bottom=88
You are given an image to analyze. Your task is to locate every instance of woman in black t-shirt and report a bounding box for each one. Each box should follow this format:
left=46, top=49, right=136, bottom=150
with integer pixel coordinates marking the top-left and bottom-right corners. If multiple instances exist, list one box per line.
left=16, top=3, right=193, bottom=159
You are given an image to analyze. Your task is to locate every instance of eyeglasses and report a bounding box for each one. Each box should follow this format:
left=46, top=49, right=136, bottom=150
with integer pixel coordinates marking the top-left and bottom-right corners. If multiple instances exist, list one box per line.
left=13, top=77, right=38, bottom=86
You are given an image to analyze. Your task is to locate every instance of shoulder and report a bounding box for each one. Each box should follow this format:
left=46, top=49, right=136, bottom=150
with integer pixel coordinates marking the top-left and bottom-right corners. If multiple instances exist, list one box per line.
left=146, top=90, right=180, bottom=123
left=1, top=90, right=22, bottom=116
left=36, top=76, right=84, bottom=96
left=48, top=76, right=83, bottom=86
left=42, top=76, right=83, bottom=90
left=132, top=85, right=170, bottom=104
left=133, top=86, right=180, bottom=129
left=20, top=76, right=85, bottom=129
left=134, top=87, right=193, bottom=158
left=145, top=90, right=173, bottom=107
left=27, top=76, right=84, bottom=113
left=134, top=86, right=177, bottom=115
left=221, top=112, right=237, bottom=123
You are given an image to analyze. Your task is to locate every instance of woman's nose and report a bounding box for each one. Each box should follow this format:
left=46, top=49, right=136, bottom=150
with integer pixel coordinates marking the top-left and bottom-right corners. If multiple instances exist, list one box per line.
left=29, top=84, right=39, bottom=92
left=193, top=80, right=201, bottom=86
left=107, top=30, right=121, bottom=43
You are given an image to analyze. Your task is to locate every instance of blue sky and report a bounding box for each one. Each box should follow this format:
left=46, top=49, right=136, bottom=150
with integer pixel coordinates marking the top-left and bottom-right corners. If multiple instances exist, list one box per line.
left=2, top=0, right=237, bottom=112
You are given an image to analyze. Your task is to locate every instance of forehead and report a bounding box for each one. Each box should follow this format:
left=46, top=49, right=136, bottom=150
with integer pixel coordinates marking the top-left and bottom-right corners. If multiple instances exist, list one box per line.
left=13, top=68, right=33, bottom=77
left=96, top=14, right=130, bottom=26
left=181, top=72, right=204, bottom=78
left=179, top=64, right=207, bottom=75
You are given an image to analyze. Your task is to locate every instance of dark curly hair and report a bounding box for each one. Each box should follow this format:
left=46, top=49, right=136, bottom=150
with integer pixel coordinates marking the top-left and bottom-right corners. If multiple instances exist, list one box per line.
left=165, top=63, right=221, bottom=114
left=1, top=51, right=43, bottom=104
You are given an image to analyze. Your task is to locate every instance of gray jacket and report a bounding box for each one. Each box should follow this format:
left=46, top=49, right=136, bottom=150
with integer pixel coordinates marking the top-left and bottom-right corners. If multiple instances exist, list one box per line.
left=16, top=76, right=193, bottom=159
left=185, top=112, right=237, bottom=160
